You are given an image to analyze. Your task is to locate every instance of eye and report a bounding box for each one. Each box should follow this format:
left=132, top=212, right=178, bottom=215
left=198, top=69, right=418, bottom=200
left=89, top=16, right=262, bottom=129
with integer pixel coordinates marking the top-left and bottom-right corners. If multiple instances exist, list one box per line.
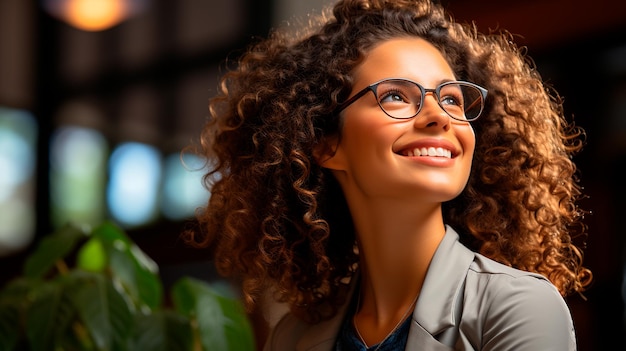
left=377, top=80, right=419, bottom=106
left=379, top=89, right=410, bottom=104
left=440, top=94, right=463, bottom=106
left=439, top=85, right=464, bottom=107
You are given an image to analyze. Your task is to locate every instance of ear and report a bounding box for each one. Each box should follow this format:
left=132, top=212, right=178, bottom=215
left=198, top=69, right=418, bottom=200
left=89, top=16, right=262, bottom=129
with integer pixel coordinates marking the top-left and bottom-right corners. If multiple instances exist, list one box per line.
left=313, top=135, right=346, bottom=171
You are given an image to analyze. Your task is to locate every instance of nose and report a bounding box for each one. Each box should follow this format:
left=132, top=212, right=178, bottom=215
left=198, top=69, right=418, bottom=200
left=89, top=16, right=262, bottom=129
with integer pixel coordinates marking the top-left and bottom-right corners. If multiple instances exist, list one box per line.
left=413, top=92, right=450, bottom=130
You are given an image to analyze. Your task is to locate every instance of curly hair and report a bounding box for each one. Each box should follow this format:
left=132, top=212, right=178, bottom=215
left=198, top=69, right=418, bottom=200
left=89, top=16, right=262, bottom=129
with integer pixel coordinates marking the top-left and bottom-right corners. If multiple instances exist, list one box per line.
left=185, top=0, right=592, bottom=323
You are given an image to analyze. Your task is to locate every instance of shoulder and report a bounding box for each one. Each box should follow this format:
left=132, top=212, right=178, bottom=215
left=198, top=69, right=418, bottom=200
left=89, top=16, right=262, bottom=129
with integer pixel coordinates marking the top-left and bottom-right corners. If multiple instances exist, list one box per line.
left=468, top=253, right=565, bottom=305
left=263, top=309, right=345, bottom=351
left=263, top=312, right=308, bottom=351
left=462, top=254, right=576, bottom=350
left=263, top=279, right=357, bottom=351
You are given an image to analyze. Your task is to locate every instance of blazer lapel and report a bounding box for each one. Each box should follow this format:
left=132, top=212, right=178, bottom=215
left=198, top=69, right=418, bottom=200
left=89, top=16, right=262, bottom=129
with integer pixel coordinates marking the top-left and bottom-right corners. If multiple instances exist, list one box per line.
left=406, top=320, right=456, bottom=351
left=407, top=226, right=475, bottom=350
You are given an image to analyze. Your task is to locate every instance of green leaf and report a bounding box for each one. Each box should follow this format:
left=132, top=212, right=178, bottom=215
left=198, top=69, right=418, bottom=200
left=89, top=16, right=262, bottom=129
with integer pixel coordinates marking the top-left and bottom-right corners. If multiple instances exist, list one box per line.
left=77, top=237, right=107, bottom=272
left=68, top=270, right=134, bottom=351
left=24, top=223, right=89, bottom=278
left=0, top=300, right=19, bottom=351
left=172, top=277, right=255, bottom=351
left=93, top=221, right=163, bottom=310
left=0, top=278, right=43, bottom=350
left=54, top=293, right=84, bottom=350
left=0, top=277, right=35, bottom=309
left=25, top=281, right=65, bottom=351
left=77, top=276, right=116, bottom=350
left=129, top=244, right=162, bottom=308
left=132, top=310, right=193, bottom=351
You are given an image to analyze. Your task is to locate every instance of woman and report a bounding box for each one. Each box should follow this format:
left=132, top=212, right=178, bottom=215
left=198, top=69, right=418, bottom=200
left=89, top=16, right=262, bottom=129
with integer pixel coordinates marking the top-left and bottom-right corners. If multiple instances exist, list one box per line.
left=187, top=0, right=592, bottom=349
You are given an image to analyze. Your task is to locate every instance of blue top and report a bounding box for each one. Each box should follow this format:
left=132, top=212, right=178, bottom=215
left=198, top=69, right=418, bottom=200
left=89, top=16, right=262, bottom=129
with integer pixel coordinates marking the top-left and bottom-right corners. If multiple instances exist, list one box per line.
left=335, top=311, right=411, bottom=351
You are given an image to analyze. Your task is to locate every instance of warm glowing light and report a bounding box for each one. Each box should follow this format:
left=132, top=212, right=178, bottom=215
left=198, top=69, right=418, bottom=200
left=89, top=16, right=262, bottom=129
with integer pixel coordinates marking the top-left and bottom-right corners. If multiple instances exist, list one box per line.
left=64, top=0, right=129, bottom=32
left=44, top=0, right=149, bottom=32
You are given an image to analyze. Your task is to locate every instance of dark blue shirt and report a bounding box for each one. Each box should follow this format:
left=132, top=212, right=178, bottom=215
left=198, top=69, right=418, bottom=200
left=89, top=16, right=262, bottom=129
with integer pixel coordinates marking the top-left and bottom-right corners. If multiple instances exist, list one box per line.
left=335, top=307, right=412, bottom=351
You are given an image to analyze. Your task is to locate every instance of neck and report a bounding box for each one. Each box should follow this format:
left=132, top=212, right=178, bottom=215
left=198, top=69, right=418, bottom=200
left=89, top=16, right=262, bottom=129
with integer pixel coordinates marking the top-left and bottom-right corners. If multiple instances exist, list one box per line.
left=348, top=198, right=446, bottom=346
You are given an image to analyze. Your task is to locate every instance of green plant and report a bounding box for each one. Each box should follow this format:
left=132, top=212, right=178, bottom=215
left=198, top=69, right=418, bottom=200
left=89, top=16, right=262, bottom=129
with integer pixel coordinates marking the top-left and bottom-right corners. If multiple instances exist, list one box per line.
left=0, top=221, right=255, bottom=351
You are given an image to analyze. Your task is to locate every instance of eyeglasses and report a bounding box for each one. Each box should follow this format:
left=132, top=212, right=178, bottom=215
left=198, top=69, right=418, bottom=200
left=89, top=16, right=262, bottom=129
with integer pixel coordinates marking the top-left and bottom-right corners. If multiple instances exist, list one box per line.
left=336, top=78, right=488, bottom=122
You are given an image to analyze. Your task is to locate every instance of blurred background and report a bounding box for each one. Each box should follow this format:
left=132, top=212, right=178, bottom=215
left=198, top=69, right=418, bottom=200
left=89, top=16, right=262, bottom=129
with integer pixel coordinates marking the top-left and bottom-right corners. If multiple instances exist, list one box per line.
left=0, top=0, right=624, bottom=350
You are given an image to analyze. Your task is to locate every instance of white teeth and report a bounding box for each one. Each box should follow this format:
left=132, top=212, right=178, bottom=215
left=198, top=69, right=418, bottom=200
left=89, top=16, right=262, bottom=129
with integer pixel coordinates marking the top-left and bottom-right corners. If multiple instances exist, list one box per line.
left=407, top=147, right=451, bottom=158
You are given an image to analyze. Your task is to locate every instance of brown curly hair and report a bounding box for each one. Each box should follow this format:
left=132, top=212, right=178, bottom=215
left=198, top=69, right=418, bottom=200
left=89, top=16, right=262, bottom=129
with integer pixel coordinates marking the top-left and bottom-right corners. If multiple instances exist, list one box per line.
left=185, top=0, right=592, bottom=323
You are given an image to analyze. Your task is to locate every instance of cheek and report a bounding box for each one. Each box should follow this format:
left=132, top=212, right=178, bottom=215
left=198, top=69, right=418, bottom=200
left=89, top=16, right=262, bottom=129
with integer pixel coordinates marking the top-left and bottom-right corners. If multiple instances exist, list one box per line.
left=456, top=124, right=476, bottom=155
left=324, top=112, right=394, bottom=172
left=342, top=113, right=397, bottom=150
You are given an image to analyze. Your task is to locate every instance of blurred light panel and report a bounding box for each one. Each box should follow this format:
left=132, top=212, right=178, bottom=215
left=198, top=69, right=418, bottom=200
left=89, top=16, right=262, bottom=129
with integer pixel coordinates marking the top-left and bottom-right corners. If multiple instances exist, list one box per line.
left=0, top=107, right=37, bottom=256
left=161, top=152, right=209, bottom=221
left=107, top=142, right=161, bottom=227
left=50, top=126, right=107, bottom=228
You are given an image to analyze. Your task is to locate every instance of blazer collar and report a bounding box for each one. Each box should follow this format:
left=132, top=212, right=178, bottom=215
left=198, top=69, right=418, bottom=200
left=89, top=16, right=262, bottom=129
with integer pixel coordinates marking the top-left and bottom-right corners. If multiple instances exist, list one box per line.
left=407, top=225, right=475, bottom=349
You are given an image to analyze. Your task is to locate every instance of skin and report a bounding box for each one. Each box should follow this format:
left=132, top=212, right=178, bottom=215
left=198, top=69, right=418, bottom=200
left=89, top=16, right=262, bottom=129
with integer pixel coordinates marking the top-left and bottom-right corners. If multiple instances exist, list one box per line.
left=319, top=37, right=476, bottom=346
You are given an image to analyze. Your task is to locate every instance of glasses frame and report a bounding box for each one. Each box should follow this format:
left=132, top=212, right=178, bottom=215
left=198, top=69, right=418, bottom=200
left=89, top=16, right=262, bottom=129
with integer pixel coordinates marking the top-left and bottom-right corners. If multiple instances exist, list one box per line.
left=336, top=78, right=488, bottom=122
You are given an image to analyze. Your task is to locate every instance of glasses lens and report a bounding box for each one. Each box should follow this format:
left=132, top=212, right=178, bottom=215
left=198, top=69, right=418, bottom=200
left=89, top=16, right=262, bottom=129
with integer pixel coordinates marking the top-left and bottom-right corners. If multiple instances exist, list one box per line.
left=439, top=83, right=484, bottom=121
left=461, top=84, right=485, bottom=120
left=376, top=80, right=422, bottom=119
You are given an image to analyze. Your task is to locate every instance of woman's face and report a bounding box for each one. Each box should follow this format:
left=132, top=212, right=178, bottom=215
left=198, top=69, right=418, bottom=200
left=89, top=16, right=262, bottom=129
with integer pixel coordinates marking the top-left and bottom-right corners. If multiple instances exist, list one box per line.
left=322, top=37, right=475, bottom=204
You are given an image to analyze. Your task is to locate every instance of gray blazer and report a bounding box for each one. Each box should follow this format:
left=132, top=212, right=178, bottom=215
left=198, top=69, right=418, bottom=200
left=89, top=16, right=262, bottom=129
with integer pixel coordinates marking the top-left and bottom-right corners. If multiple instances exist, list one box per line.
left=263, top=226, right=577, bottom=351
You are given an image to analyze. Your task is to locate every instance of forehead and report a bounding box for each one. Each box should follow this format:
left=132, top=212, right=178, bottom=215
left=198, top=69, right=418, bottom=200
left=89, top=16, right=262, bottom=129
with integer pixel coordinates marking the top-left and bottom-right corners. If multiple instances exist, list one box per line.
left=352, top=37, right=456, bottom=87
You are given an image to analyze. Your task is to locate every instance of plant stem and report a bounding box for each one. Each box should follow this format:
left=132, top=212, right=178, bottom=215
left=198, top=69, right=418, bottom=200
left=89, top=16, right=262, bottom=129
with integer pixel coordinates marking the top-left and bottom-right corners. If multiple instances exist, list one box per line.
left=55, top=260, right=70, bottom=275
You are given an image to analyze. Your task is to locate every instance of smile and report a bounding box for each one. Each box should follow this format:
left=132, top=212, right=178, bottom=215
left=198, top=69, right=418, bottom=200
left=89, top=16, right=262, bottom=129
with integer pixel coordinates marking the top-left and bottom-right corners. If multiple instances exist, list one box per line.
left=403, top=147, right=452, bottom=158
